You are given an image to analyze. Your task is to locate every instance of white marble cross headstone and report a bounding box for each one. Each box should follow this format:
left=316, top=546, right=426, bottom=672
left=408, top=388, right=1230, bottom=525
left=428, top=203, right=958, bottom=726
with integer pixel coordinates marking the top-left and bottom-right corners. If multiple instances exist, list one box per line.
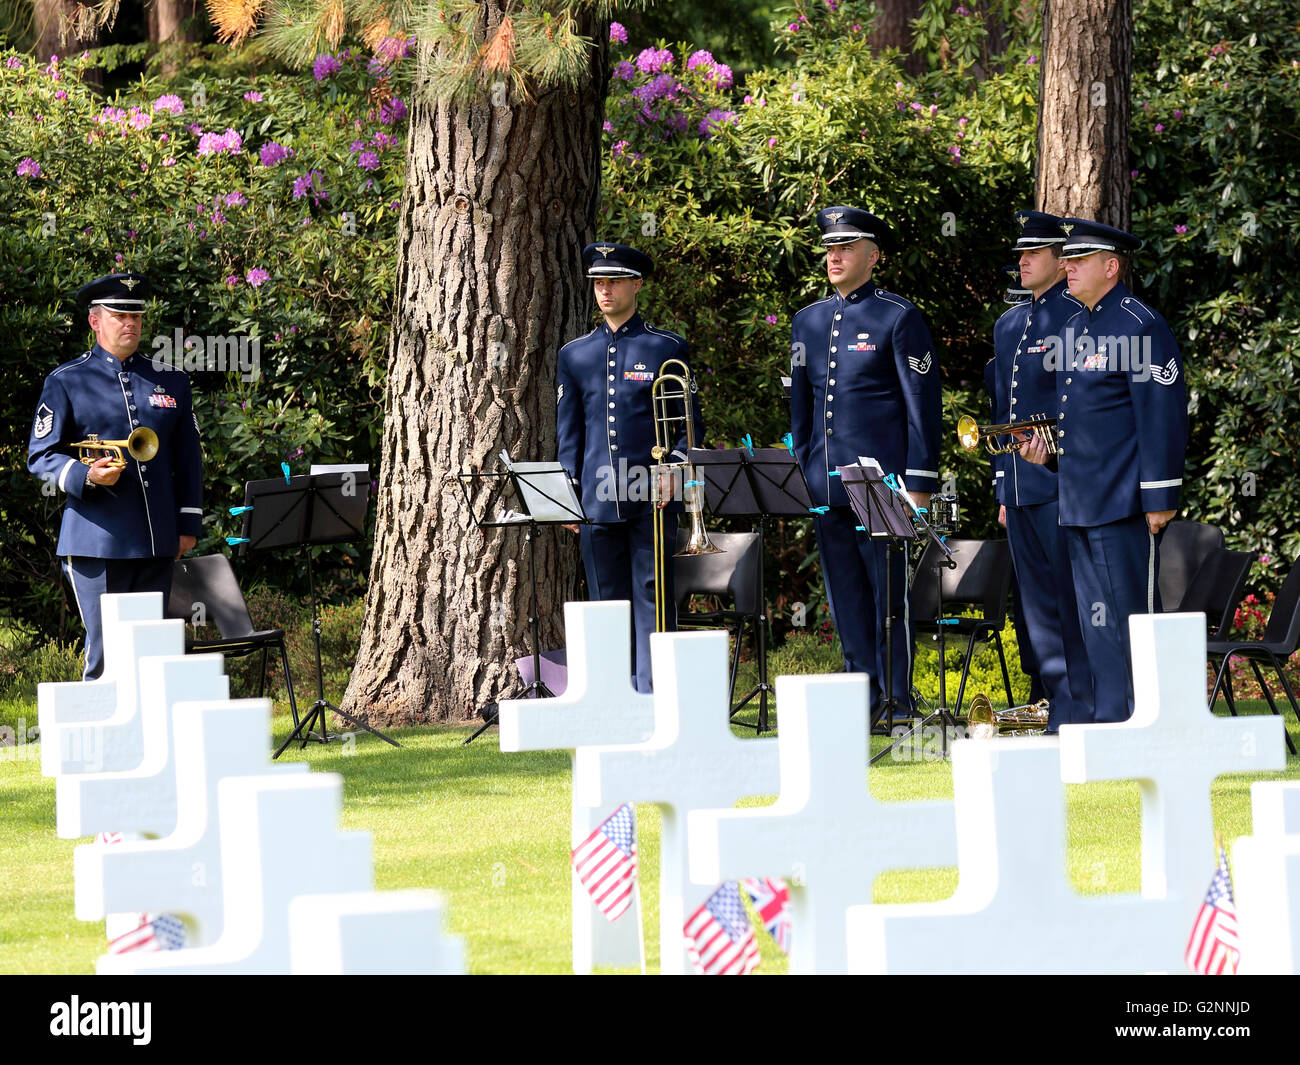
left=847, top=739, right=1179, bottom=973
left=74, top=697, right=309, bottom=947
left=57, top=652, right=229, bottom=840
left=1060, top=613, right=1285, bottom=922
left=688, top=672, right=958, bottom=974
left=96, top=773, right=372, bottom=974
left=498, top=601, right=654, bottom=974
left=573, top=631, right=779, bottom=974
left=1233, top=781, right=1300, bottom=974
left=288, top=891, right=465, bottom=974
left=39, top=593, right=180, bottom=777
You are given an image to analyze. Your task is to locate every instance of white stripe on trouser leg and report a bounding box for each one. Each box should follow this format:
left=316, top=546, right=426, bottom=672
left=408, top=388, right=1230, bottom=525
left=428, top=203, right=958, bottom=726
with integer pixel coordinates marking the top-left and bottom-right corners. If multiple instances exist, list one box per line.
left=64, top=559, right=86, bottom=623
left=1147, top=529, right=1156, bottom=613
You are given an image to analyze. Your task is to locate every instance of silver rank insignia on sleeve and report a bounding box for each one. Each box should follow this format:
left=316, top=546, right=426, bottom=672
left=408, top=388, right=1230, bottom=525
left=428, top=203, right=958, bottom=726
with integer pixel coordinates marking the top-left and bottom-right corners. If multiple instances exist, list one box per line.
left=1150, top=358, right=1180, bottom=386
left=907, top=351, right=933, bottom=375
left=34, top=403, right=54, bottom=438
left=557, top=383, right=565, bottom=402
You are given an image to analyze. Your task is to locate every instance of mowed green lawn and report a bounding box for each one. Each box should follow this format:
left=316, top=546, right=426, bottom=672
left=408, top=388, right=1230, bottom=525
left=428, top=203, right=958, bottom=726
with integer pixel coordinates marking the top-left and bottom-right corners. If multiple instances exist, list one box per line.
left=1, top=700, right=1297, bottom=975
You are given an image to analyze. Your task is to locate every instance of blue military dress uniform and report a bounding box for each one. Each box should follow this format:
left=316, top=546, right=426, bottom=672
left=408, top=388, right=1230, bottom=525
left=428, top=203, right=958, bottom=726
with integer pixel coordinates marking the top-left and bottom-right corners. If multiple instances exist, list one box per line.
left=556, top=244, right=700, bottom=693
left=990, top=212, right=1093, bottom=729
left=28, top=274, right=204, bottom=680
left=1054, top=220, right=1188, bottom=721
left=789, top=208, right=941, bottom=722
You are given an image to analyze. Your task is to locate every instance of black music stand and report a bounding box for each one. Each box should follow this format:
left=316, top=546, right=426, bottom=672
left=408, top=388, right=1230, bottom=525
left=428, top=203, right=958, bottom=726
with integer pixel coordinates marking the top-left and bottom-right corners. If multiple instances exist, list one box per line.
left=456, top=459, right=587, bottom=745
left=838, top=468, right=958, bottom=765
left=231, top=470, right=400, bottom=758
left=688, top=446, right=811, bottom=734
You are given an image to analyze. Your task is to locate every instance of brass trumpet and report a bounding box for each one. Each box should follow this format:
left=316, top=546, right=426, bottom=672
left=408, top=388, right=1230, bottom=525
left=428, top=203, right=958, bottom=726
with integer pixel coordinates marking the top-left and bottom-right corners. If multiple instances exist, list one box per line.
left=957, top=413, right=1057, bottom=456
left=966, top=692, right=1050, bottom=737
left=650, top=358, right=721, bottom=632
left=73, top=427, right=159, bottom=467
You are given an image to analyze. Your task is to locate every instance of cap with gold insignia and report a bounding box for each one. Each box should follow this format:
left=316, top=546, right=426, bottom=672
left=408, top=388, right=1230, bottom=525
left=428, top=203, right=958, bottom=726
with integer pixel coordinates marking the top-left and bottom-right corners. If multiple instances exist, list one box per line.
left=1058, top=218, right=1143, bottom=259
left=1012, top=209, right=1066, bottom=251
left=582, top=243, right=654, bottom=279
left=76, top=273, right=153, bottom=314
left=816, top=206, right=890, bottom=249
left=1001, top=263, right=1031, bottom=304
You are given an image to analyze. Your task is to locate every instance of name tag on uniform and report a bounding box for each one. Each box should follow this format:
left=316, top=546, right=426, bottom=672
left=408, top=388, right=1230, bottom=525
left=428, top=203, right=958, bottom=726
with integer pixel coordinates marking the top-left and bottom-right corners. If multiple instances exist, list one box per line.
left=846, top=343, right=877, bottom=352
left=149, top=394, right=178, bottom=408
left=624, top=370, right=655, bottom=381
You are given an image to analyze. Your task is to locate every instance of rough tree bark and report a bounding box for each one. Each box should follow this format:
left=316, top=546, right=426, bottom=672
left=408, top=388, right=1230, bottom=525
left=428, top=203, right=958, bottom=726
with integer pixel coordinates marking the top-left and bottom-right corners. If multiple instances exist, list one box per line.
left=870, top=0, right=924, bottom=76
left=147, top=0, right=199, bottom=43
left=1034, top=0, right=1132, bottom=226
left=342, top=10, right=603, bottom=726
left=31, top=0, right=86, bottom=59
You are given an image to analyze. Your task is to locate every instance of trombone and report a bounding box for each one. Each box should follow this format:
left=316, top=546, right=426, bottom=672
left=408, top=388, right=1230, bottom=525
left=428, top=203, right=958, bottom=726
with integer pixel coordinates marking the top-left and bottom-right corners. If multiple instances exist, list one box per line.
left=957, top=413, right=1057, bottom=456
left=72, top=427, right=159, bottom=467
left=650, top=358, right=721, bottom=632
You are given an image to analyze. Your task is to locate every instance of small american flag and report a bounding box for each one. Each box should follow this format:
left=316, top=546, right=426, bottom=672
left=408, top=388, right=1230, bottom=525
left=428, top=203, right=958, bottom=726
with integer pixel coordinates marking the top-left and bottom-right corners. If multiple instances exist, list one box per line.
left=1185, top=846, right=1240, bottom=975
left=743, top=877, right=791, bottom=954
left=571, top=803, right=638, bottom=922
left=684, top=881, right=760, bottom=976
left=107, top=913, right=188, bottom=954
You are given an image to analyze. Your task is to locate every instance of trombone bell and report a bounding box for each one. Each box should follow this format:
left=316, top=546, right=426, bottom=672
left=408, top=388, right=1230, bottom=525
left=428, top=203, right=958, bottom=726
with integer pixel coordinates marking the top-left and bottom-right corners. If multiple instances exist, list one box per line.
left=74, top=427, right=160, bottom=467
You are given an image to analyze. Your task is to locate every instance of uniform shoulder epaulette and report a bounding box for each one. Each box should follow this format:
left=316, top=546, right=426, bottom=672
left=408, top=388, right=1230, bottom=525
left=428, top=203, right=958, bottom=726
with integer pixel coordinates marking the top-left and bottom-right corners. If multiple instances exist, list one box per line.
left=48, top=351, right=94, bottom=378
left=643, top=324, right=687, bottom=347
left=1117, top=295, right=1158, bottom=325
left=558, top=326, right=599, bottom=354
left=872, top=288, right=918, bottom=315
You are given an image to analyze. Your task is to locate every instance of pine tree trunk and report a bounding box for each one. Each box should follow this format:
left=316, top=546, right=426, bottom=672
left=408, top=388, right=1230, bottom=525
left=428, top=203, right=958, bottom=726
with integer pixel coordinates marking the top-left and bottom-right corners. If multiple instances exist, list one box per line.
left=342, top=14, right=605, bottom=726
left=147, top=0, right=199, bottom=43
left=1034, top=0, right=1132, bottom=226
left=870, top=0, right=924, bottom=76
left=32, top=0, right=83, bottom=60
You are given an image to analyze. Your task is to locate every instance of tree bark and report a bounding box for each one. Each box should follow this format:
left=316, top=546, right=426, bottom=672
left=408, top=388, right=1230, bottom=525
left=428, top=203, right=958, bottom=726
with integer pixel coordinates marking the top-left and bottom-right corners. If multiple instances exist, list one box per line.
left=31, top=0, right=84, bottom=59
left=342, top=10, right=604, bottom=726
left=1034, top=0, right=1132, bottom=226
left=870, top=0, right=924, bottom=76
left=147, top=0, right=199, bottom=43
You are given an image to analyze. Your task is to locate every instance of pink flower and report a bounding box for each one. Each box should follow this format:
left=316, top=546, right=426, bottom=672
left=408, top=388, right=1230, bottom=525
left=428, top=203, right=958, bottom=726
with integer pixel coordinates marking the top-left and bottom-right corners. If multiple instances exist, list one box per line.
left=246, top=268, right=271, bottom=287
left=787, top=22, right=799, bottom=32
left=609, top=22, right=627, bottom=44
left=1174, top=225, right=1187, bottom=234
left=764, top=314, right=778, bottom=325
left=1154, top=123, right=1165, bottom=132
left=243, top=91, right=263, bottom=102
left=226, top=275, right=240, bottom=287
left=162, top=157, right=176, bottom=166
left=16, top=157, right=41, bottom=178
left=153, top=94, right=184, bottom=114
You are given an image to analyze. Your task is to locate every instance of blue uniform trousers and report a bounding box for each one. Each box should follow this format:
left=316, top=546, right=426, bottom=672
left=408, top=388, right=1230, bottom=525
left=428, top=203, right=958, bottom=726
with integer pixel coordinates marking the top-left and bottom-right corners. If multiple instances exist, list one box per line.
left=580, top=511, right=676, bottom=694
left=1007, top=572, right=1046, bottom=705
left=1005, top=501, right=1093, bottom=730
left=1063, top=516, right=1161, bottom=723
left=64, top=556, right=174, bottom=681
left=813, top=506, right=914, bottom=721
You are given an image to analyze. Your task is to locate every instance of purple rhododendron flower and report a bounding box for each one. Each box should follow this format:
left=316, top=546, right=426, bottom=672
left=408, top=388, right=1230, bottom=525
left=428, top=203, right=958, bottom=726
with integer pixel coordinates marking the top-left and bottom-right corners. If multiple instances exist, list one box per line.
left=129, top=109, right=153, bottom=131
left=259, top=141, right=293, bottom=167
left=313, top=54, right=341, bottom=81
left=4, top=57, right=21, bottom=69
left=243, top=91, right=263, bottom=103
left=610, top=22, right=627, bottom=44
left=765, top=314, right=778, bottom=325
left=687, top=50, right=715, bottom=72
left=224, top=191, right=247, bottom=206
left=698, top=108, right=736, bottom=137
left=16, top=157, right=41, bottom=178
left=246, top=268, right=271, bottom=287
left=633, top=74, right=679, bottom=103
left=379, top=97, right=407, bottom=124
left=356, top=151, right=381, bottom=171
left=614, top=60, right=635, bottom=81
left=153, top=94, right=184, bottom=114
left=635, top=47, right=673, bottom=75
left=371, top=130, right=397, bottom=150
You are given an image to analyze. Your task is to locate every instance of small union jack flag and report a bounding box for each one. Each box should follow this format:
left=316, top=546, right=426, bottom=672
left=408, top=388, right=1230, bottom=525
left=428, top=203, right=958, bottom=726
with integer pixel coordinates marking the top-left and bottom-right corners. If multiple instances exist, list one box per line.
left=743, top=876, right=791, bottom=954
left=571, top=804, right=638, bottom=922
left=1185, top=846, right=1240, bottom=975
left=684, top=881, right=760, bottom=976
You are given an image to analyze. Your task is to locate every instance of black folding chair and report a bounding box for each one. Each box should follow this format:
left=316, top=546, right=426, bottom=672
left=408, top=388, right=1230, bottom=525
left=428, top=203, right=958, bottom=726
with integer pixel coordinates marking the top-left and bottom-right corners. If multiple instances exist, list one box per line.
left=673, top=531, right=766, bottom=725
left=1159, top=519, right=1226, bottom=612
left=167, top=554, right=300, bottom=728
left=1179, top=548, right=1254, bottom=642
left=910, top=538, right=1016, bottom=717
left=1207, top=555, right=1300, bottom=754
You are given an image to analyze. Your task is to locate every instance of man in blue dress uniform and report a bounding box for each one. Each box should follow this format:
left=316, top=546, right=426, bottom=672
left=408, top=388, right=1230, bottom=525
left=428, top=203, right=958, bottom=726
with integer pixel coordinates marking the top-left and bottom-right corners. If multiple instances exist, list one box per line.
left=1020, top=220, right=1188, bottom=721
left=991, top=211, right=1093, bottom=730
left=28, top=273, right=204, bottom=680
left=556, top=244, right=700, bottom=693
left=789, top=207, right=941, bottom=726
